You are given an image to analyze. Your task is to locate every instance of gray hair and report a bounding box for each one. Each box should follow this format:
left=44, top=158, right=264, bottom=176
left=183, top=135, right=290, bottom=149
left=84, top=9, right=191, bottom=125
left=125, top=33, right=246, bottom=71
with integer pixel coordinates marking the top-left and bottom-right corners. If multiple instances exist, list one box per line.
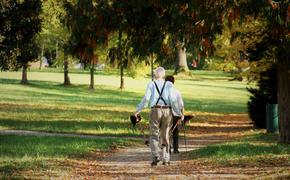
left=154, top=67, right=166, bottom=79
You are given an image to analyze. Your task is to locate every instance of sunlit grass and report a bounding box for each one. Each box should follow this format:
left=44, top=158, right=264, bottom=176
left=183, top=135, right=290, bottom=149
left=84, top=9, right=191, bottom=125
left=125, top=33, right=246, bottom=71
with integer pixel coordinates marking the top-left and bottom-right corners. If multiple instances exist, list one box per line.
left=0, top=70, right=249, bottom=134
left=0, top=70, right=260, bottom=178
left=0, top=135, right=139, bottom=178
left=188, top=133, right=290, bottom=167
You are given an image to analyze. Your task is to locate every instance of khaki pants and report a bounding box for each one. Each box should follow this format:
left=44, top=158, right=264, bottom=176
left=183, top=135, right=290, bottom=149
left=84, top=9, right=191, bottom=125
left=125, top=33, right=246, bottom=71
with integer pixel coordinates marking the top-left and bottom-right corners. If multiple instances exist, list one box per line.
left=149, top=107, right=172, bottom=163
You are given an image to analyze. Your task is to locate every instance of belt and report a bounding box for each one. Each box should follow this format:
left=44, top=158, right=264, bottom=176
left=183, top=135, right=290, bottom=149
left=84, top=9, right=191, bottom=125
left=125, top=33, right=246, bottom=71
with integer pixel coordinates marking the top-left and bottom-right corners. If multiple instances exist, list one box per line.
left=151, top=105, right=171, bottom=109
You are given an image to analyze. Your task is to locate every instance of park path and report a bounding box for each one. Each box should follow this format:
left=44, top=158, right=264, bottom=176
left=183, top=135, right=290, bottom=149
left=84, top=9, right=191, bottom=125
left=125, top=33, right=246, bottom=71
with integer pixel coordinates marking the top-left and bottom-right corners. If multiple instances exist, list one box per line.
left=1, top=114, right=287, bottom=179
left=66, top=114, right=289, bottom=179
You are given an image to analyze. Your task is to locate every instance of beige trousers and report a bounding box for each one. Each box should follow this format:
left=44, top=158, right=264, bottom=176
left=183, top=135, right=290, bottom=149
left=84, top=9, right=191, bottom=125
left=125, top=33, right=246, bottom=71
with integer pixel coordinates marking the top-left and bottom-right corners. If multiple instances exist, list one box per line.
left=149, top=107, right=172, bottom=162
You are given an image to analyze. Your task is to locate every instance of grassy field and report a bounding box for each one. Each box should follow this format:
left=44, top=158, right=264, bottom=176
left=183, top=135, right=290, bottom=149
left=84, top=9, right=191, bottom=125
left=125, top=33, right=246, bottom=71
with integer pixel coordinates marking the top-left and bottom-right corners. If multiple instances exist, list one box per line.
left=0, top=69, right=250, bottom=178
left=188, top=133, right=290, bottom=167
left=0, top=135, right=138, bottom=178
left=0, top=70, right=249, bottom=134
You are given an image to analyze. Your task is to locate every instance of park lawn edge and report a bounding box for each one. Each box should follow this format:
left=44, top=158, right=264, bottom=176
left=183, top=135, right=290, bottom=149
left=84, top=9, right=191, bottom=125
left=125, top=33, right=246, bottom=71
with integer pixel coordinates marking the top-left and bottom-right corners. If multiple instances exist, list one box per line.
left=0, top=134, right=142, bottom=178
left=185, top=132, right=290, bottom=168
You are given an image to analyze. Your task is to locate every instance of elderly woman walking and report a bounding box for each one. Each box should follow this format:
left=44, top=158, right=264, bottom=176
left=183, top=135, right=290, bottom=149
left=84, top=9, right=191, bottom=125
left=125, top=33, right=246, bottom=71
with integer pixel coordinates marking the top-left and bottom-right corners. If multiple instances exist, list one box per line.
left=134, top=67, right=183, bottom=166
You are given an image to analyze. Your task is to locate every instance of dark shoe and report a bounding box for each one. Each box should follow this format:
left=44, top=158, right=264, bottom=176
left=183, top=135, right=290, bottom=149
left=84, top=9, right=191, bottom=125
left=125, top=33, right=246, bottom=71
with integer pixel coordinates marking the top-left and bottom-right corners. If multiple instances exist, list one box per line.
left=174, top=149, right=179, bottom=154
left=151, top=157, right=160, bottom=166
left=162, top=161, right=170, bottom=165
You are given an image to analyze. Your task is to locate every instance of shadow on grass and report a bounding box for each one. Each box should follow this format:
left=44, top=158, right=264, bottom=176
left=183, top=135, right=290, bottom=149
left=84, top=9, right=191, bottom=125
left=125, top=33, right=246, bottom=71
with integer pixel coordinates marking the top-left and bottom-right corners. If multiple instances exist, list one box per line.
left=0, top=135, right=134, bottom=158
left=0, top=78, right=140, bottom=96
left=29, top=67, right=120, bottom=76
left=0, top=134, right=139, bottom=177
left=184, top=99, right=247, bottom=114
left=187, top=125, right=253, bottom=135
left=0, top=118, right=147, bottom=136
left=0, top=103, right=135, bottom=119
left=0, top=78, right=141, bottom=106
left=190, top=133, right=290, bottom=159
left=0, top=77, right=247, bottom=114
left=182, top=82, right=247, bottom=91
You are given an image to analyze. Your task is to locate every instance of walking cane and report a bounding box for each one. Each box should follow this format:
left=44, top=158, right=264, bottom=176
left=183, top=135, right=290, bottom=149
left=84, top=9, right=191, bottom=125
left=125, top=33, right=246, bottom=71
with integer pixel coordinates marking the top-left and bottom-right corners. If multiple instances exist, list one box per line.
left=182, top=115, right=193, bottom=152
left=171, top=115, right=193, bottom=153
left=183, top=122, right=188, bottom=152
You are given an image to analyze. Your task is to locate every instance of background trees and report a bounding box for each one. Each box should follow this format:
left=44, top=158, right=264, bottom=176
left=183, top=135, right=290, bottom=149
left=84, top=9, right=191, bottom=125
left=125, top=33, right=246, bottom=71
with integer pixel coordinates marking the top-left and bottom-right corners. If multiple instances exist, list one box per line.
left=232, top=0, right=290, bottom=144
left=63, top=0, right=112, bottom=89
left=38, top=0, right=71, bottom=85
left=1, top=0, right=289, bottom=143
left=0, top=0, right=42, bottom=84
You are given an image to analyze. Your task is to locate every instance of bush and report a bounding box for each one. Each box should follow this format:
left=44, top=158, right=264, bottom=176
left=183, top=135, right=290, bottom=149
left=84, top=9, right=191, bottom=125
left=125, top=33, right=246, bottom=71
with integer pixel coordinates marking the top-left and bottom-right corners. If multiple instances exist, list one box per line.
left=127, top=62, right=151, bottom=79
left=205, top=58, right=225, bottom=71
left=247, top=63, right=277, bottom=128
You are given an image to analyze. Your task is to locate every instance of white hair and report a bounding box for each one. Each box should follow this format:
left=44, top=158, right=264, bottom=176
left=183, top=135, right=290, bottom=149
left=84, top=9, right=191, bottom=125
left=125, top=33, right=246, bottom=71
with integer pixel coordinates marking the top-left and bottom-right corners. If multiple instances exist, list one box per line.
left=154, top=67, right=166, bottom=79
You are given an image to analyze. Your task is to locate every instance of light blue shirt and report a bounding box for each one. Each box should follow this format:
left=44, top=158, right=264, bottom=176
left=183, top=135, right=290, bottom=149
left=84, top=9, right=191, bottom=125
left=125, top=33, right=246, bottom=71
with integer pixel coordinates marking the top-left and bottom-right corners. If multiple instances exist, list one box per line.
left=171, top=88, right=184, bottom=116
left=136, top=79, right=182, bottom=116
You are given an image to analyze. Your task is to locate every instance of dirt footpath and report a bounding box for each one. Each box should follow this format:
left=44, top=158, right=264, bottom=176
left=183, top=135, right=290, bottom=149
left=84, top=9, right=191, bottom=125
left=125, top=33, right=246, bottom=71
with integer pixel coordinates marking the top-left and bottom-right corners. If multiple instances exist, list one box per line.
left=65, top=113, right=290, bottom=179
left=4, top=114, right=289, bottom=179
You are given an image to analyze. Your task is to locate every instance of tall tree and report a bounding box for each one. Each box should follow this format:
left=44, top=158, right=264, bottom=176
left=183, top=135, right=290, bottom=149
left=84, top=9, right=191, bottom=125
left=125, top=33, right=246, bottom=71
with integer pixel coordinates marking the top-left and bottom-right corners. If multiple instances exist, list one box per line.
left=63, top=0, right=111, bottom=89
left=120, top=1, right=225, bottom=74
left=159, top=1, right=224, bottom=72
left=110, top=1, right=128, bottom=89
left=39, top=0, right=71, bottom=85
left=229, top=0, right=290, bottom=143
left=123, top=0, right=167, bottom=78
left=0, top=0, right=42, bottom=84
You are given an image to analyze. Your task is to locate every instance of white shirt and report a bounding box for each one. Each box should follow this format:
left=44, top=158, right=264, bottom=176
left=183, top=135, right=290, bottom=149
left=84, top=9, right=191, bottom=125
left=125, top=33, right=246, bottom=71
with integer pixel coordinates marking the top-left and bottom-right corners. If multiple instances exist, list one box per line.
left=171, top=88, right=184, bottom=117
left=136, top=79, right=182, bottom=116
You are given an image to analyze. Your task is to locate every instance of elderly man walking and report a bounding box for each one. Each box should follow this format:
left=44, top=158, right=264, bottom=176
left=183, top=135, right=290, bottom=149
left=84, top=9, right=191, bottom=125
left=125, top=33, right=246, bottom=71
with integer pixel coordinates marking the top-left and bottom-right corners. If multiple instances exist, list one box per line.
left=134, top=67, right=183, bottom=166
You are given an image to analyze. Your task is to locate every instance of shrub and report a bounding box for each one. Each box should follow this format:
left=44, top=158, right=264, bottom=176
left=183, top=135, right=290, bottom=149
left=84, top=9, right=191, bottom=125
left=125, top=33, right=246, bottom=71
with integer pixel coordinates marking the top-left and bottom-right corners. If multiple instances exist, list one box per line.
left=247, top=63, right=277, bottom=128
left=127, top=62, right=151, bottom=79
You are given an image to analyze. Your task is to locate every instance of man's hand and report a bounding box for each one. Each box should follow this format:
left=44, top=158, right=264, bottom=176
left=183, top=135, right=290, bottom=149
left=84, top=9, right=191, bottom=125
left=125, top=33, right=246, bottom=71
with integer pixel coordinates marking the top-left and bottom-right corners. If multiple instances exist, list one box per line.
left=134, top=112, right=139, bottom=117
left=181, top=115, right=184, bottom=121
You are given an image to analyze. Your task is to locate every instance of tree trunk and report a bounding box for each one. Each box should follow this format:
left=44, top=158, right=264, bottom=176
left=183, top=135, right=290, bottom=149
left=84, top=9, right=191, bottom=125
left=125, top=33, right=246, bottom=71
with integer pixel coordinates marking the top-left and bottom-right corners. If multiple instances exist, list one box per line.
left=21, top=64, right=28, bottom=84
left=175, top=41, right=188, bottom=73
left=277, top=43, right=290, bottom=144
left=56, top=41, right=58, bottom=60
left=39, top=44, right=44, bottom=69
left=89, top=62, right=95, bottom=89
left=118, top=30, right=124, bottom=89
left=63, top=52, right=70, bottom=86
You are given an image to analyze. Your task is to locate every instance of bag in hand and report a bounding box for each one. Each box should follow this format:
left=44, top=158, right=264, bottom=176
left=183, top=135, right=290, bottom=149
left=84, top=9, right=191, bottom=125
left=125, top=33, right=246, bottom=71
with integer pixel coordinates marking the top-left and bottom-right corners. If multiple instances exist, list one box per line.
left=130, top=114, right=142, bottom=127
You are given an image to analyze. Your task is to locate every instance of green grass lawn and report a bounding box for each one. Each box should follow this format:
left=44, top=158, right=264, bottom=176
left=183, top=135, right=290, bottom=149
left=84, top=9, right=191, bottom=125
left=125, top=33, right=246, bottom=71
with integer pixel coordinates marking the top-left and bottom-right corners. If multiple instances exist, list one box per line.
left=188, top=133, right=290, bottom=167
left=0, top=70, right=249, bottom=134
left=0, top=70, right=250, bottom=177
left=0, top=135, right=138, bottom=178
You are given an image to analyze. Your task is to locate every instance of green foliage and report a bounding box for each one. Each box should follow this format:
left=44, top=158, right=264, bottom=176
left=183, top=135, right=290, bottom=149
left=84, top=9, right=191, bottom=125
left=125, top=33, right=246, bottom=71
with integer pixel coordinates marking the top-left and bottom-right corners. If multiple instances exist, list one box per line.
left=247, top=63, right=277, bottom=128
left=205, top=57, right=226, bottom=71
left=36, top=0, right=71, bottom=66
left=127, top=62, right=151, bottom=79
left=63, top=0, right=111, bottom=64
left=0, top=0, right=42, bottom=70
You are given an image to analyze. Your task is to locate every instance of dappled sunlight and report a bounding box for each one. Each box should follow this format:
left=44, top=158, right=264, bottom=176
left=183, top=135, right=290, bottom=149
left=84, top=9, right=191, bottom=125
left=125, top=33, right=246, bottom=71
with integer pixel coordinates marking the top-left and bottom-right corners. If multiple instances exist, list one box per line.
left=2, top=71, right=285, bottom=178
left=185, top=113, right=255, bottom=139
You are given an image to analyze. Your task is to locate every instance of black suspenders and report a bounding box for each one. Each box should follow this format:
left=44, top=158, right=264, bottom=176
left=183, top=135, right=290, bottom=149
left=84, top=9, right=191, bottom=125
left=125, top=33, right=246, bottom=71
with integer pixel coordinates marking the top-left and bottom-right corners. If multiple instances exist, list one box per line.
left=153, top=81, right=167, bottom=105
